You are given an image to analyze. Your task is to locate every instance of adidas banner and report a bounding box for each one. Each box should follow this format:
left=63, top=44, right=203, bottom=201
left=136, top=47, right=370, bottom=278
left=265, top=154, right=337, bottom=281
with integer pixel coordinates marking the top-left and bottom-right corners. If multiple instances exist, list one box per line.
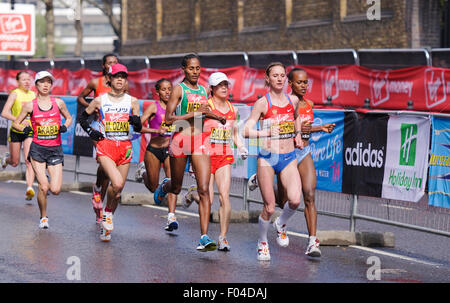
left=428, top=117, right=450, bottom=209
left=342, top=112, right=388, bottom=197
left=381, top=115, right=431, bottom=202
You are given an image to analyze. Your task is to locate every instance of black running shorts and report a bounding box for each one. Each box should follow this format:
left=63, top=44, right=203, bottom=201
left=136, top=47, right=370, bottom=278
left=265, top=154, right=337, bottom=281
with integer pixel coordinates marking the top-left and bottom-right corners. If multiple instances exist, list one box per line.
left=28, top=142, right=64, bottom=166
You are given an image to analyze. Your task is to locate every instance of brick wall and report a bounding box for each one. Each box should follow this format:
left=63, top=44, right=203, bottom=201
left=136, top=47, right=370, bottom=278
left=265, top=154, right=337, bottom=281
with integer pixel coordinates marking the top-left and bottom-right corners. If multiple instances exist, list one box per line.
left=121, top=0, right=442, bottom=57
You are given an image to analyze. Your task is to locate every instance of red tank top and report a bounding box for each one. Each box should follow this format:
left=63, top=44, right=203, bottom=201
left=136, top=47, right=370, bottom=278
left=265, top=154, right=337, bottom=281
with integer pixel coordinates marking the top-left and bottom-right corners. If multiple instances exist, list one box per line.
left=296, top=99, right=314, bottom=124
left=94, top=76, right=111, bottom=98
left=203, top=98, right=235, bottom=156
left=30, top=97, right=62, bottom=147
left=262, top=93, right=295, bottom=139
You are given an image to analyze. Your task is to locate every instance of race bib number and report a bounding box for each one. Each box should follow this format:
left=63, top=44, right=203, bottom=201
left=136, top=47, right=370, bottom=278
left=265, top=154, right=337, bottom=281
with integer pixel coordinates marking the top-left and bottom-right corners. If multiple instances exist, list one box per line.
left=36, top=125, right=59, bottom=140
left=272, top=121, right=295, bottom=139
left=105, top=120, right=129, bottom=137
left=210, top=127, right=231, bottom=144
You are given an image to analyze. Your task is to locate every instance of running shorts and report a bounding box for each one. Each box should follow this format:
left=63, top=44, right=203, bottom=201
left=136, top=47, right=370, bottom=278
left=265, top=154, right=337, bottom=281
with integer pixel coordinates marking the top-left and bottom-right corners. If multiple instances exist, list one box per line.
left=210, top=154, right=234, bottom=174
left=9, top=128, right=32, bottom=143
left=146, top=144, right=169, bottom=163
left=295, top=145, right=312, bottom=164
left=257, top=149, right=297, bottom=175
left=96, top=139, right=133, bottom=166
left=169, top=132, right=209, bottom=158
left=28, top=142, right=64, bottom=166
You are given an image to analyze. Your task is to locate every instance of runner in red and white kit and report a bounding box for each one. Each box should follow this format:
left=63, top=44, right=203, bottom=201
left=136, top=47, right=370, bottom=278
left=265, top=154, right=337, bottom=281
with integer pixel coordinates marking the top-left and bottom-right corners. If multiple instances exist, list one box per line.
left=78, top=64, right=142, bottom=242
left=12, top=71, right=72, bottom=229
left=183, top=72, right=248, bottom=251
left=77, top=54, right=120, bottom=224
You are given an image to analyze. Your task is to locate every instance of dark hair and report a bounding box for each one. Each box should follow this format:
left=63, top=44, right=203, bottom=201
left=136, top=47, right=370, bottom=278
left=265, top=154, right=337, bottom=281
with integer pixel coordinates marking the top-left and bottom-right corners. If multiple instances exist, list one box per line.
left=155, top=78, right=172, bottom=91
left=102, top=53, right=118, bottom=65
left=181, top=53, right=200, bottom=68
left=16, top=71, right=29, bottom=81
left=288, top=68, right=307, bottom=81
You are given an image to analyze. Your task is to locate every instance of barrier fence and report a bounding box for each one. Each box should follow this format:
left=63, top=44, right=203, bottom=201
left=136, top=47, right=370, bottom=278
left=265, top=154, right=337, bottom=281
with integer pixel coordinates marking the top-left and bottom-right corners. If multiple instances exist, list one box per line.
left=0, top=92, right=449, bottom=237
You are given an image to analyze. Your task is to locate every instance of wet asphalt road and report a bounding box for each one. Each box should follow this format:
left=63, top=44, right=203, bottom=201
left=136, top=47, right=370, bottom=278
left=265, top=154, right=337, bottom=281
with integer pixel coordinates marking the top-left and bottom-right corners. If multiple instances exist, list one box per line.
left=1, top=180, right=449, bottom=283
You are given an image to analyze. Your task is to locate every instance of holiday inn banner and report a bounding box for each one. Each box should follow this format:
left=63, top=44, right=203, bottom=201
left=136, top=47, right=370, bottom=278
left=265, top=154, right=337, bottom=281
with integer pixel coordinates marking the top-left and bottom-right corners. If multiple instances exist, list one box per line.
left=382, top=115, right=430, bottom=202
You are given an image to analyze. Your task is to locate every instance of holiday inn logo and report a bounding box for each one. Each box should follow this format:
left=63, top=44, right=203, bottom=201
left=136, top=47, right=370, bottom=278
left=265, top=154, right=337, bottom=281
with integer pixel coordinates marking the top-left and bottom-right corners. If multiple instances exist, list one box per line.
left=400, top=123, right=417, bottom=166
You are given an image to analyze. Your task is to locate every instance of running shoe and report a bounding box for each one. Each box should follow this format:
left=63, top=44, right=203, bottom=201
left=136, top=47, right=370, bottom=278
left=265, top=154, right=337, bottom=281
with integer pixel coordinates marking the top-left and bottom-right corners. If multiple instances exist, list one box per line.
left=218, top=236, right=231, bottom=251
left=39, top=217, right=49, bottom=229
left=135, top=162, right=146, bottom=183
left=182, top=184, right=197, bottom=209
left=305, top=238, right=322, bottom=257
left=164, top=214, right=179, bottom=232
left=92, top=185, right=103, bottom=224
left=273, top=217, right=289, bottom=247
left=102, top=211, right=114, bottom=231
left=1, top=152, right=9, bottom=169
left=247, top=173, right=258, bottom=191
left=196, top=235, right=217, bottom=252
left=25, top=187, right=35, bottom=201
left=257, top=241, right=271, bottom=261
left=154, top=177, right=170, bottom=205
left=100, top=227, right=111, bottom=242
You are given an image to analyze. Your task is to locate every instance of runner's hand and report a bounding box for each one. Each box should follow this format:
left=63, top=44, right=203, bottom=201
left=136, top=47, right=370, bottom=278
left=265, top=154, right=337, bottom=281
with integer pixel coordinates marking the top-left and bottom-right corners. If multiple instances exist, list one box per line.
left=87, top=128, right=104, bottom=141
left=23, top=126, right=32, bottom=136
left=128, top=115, right=142, bottom=132
left=59, top=125, right=67, bottom=133
left=322, top=123, right=336, bottom=133
left=238, top=146, right=249, bottom=160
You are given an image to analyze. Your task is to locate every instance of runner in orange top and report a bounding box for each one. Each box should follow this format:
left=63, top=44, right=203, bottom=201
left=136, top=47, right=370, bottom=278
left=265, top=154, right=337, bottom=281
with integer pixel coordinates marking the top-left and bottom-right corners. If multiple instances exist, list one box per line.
left=77, top=53, right=119, bottom=224
left=183, top=72, right=248, bottom=251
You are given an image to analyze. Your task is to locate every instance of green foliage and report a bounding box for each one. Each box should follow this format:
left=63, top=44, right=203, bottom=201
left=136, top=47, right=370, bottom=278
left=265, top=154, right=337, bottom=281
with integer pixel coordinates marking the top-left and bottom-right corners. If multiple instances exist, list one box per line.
left=34, top=14, right=66, bottom=58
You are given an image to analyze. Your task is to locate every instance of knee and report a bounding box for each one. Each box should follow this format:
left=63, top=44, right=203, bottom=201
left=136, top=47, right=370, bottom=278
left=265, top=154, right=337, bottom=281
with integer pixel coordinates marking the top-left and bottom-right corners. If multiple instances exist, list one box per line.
left=39, top=183, right=49, bottom=194
left=170, top=183, right=182, bottom=195
left=264, top=204, right=276, bottom=217
left=112, top=182, right=125, bottom=194
left=148, top=184, right=157, bottom=193
left=50, top=187, right=61, bottom=196
left=303, top=190, right=315, bottom=207
left=10, top=160, right=19, bottom=167
left=197, top=185, right=209, bottom=199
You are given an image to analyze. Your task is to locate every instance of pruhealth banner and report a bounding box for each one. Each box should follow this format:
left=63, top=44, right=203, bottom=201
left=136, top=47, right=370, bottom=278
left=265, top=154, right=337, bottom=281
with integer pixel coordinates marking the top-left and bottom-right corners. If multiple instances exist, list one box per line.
left=382, top=115, right=430, bottom=202
left=59, top=96, right=77, bottom=155
left=428, top=117, right=450, bottom=209
left=310, top=111, right=344, bottom=193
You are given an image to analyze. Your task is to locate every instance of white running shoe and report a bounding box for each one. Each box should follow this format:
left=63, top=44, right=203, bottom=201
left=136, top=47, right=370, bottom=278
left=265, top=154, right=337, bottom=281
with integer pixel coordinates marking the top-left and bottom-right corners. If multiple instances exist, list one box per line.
left=305, top=238, right=322, bottom=257
left=247, top=174, right=258, bottom=191
left=135, top=162, right=146, bottom=183
left=0, top=152, right=9, bottom=169
left=218, top=236, right=231, bottom=251
left=39, top=217, right=49, bottom=229
left=100, top=227, right=111, bottom=242
left=183, top=184, right=197, bottom=209
left=164, top=214, right=179, bottom=232
left=257, top=241, right=271, bottom=261
left=273, top=217, right=289, bottom=247
left=102, top=211, right=114, bottom=231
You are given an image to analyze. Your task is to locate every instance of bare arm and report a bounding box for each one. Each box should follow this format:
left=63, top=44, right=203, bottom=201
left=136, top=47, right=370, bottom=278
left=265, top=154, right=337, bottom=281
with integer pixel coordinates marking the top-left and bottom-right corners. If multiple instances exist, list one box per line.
left=243, top=97, right=270, bottom=138
left=1, top=92, right=19, bottom=121
left=12, top=102, right=33, bottom=132
left=231, top=107, right=244, bottom=149
left=77, top=79, right=97, bottom=108
left=57, top=98, right=73, bottom=128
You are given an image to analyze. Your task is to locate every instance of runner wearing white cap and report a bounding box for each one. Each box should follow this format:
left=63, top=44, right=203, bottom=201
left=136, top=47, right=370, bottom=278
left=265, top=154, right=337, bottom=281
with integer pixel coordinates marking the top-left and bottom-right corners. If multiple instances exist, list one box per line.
left=183, top=72, right=248, bottom=251
left=12, top=71, right=72, bottom=229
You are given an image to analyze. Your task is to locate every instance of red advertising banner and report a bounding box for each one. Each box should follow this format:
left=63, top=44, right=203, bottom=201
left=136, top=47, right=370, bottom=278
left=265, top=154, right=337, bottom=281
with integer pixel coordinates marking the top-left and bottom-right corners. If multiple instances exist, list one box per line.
left=1, top=64, right=450, bottom=113
left=0, top=3, right=35, bottom=56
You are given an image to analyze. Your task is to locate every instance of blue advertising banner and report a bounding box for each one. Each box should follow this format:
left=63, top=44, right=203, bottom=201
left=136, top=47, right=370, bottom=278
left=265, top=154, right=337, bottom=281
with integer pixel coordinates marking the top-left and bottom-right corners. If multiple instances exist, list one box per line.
left=428, top=117, right=450, bottom=209
left=309, top=111, right=344, bottom=193
left=59, top=96, right=77, bottom=155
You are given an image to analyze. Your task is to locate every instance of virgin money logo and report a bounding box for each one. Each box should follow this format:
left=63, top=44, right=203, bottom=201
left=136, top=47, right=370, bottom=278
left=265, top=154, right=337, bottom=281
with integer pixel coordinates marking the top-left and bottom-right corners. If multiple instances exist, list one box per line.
left=241, top=69, right=265, bottom=101
left=0, top=15, right=26, bottom=34
left=424, top=68, right=447, bottom=109
left=321, top=66, right=339, bottom=103
left=370, top=71, right=390, bottom=106
left=106, top=113, right=128, bottom=121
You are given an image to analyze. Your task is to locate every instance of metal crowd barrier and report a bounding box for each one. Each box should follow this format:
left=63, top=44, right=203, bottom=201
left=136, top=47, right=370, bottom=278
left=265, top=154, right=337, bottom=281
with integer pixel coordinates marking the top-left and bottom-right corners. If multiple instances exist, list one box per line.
left=3, top=48, right=450, bottom=70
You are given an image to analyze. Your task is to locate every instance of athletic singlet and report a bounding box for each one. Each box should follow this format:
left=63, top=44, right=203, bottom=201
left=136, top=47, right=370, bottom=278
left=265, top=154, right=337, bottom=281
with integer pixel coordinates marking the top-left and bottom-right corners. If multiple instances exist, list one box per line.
left=98, top=93, right=132, bottom=141
left=203, top=98, right=235, bottom=156
left=30, top=97, right=62, bottom=147
left=10, top=88, right=36, bottom=133
left=94, top=76, right=111, bottom=98
left=262, top=93, right=295, bottom=140
left=175, top=82, right=208, bottom=116
left=148, top=101, right=174, bottom=138
left=297, top=99, right=314, bottom=124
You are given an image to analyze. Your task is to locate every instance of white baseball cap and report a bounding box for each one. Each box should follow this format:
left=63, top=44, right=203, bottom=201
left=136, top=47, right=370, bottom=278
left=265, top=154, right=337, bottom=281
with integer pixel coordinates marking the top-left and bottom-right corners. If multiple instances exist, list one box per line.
left=208, top=72, right=230, bottom=87
left=35, top=71, right=55, bottom=83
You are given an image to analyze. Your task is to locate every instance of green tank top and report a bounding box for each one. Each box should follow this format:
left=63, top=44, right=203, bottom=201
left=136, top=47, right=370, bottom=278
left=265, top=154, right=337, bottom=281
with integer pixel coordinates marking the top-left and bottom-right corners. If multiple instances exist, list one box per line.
left=175, top=82, right=208, bottom=116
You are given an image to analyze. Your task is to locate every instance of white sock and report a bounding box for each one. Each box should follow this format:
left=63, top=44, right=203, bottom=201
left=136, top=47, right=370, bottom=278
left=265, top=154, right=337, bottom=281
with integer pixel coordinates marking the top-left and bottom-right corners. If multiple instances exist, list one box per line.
left=258, top=215, right=271, bottom=243
left=278, top=202, right=297, bottom=227
left=94, top=184, right=101, bottom=192
left=309, top=236, right=317, bottom=244
left=168, top=212, right=175, bottom=219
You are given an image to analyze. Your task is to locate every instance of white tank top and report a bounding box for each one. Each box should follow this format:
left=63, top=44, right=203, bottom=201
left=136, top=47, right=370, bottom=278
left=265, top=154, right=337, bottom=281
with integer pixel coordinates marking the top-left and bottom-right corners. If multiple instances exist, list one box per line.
left=98, top=93, right=132, bottom=141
